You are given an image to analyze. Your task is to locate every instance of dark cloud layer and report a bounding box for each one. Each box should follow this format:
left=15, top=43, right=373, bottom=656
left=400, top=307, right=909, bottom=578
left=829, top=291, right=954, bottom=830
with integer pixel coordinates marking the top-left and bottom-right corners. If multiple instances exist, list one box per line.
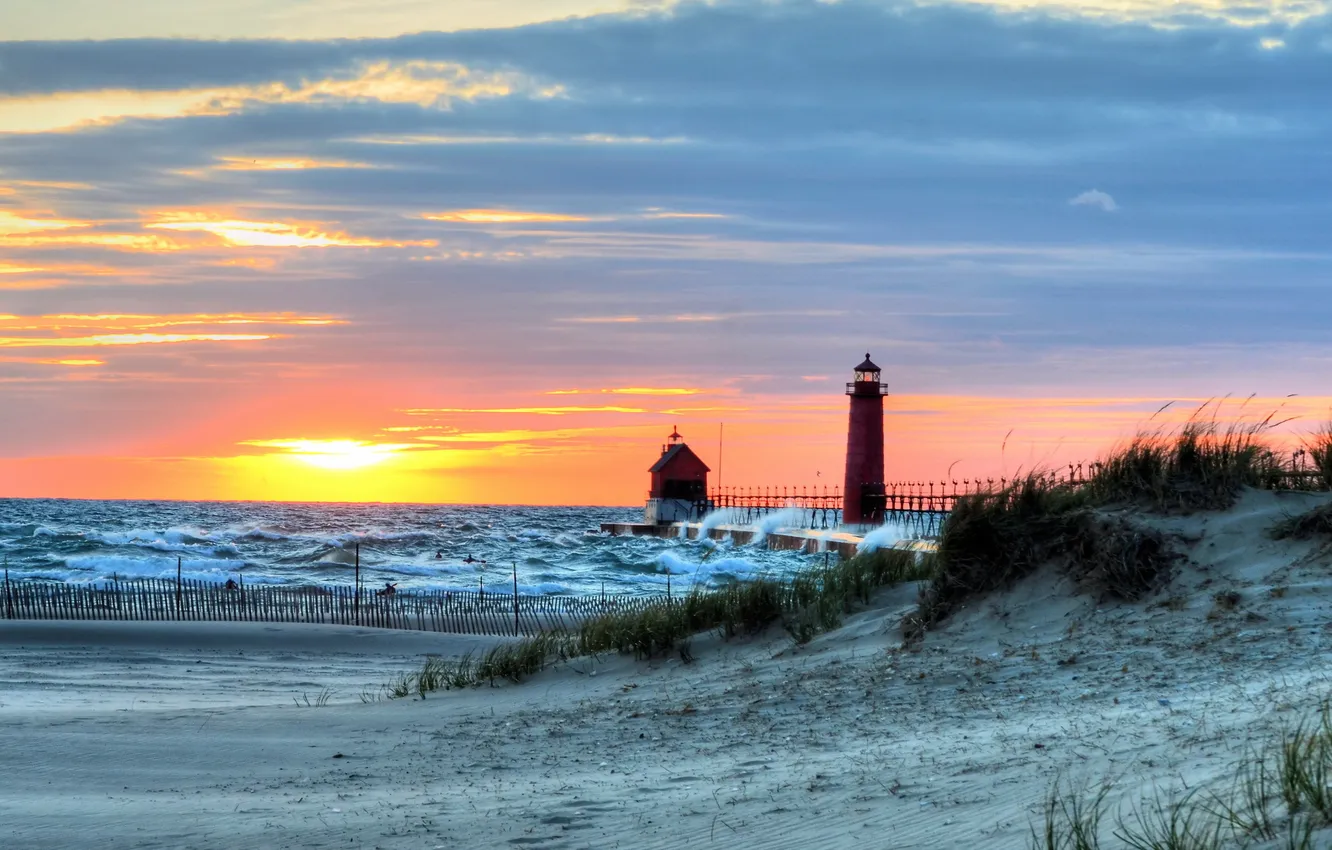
left=2, top=0, right=1331, bottom=431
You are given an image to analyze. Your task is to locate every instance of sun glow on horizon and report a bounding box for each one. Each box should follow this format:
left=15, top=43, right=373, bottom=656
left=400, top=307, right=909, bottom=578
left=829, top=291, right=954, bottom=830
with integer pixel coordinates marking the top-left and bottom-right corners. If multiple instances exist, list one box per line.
left=239, top=439, right=422, bottom=469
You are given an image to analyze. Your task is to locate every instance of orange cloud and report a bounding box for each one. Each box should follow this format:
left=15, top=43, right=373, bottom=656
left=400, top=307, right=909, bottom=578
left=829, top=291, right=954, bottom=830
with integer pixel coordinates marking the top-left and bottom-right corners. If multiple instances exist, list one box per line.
left=0, top=312, right=343, bottom=349
left=1, top=231, right=187, bottom=252
left=423, top=209, right=592, bottom=223
left=213, top=157, right=374, bottom=171
left=0, top=356, right=105, bottom=366
left=147, top=212, right=434, bottom=248
left=0, top=262, right=44, bottom=275
left=0, top=211, right=89, bottom=234
left=0, top=333, right=274, bottom=348
left=0, top=60, right=558, bottom=134
left=0, top=313, right=342, bottom=331
left=404, top=406, right=650, bottom=416
left=546, top=387, right=708, bottom=396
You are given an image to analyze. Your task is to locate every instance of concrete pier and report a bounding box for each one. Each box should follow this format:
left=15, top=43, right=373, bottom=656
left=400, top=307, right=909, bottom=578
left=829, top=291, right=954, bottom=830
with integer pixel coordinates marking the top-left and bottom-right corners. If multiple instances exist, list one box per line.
left=599, top=521, right=932, bottom=559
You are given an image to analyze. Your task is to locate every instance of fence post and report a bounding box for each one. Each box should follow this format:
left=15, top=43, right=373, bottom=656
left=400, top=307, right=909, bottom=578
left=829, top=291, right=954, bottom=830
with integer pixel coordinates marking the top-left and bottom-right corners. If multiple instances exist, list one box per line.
left=4, top=559, right=11, bottom=620
left=666, top=572, right=671, bottom=601
left=354, top=543, right=360, bottom=626
left=176, top=557, right=182, bottom=619
left=512, top=562, right=519, bottom=637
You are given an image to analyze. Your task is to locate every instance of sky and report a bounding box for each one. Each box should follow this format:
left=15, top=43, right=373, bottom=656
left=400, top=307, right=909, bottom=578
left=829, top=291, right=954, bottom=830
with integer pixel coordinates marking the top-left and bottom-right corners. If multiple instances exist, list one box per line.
left=2, top=0, right=1331, bottom=505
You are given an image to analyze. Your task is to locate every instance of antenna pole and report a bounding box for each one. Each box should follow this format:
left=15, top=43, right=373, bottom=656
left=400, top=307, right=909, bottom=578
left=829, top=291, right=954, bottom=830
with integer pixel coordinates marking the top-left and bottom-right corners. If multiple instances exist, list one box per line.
left=718, top=422, right=724, bottom=492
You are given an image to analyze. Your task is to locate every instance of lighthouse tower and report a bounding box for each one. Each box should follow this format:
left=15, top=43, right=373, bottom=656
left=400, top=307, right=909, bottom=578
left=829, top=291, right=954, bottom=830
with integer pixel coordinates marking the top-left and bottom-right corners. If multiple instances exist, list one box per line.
left=843, top=353, right=888, bottom=527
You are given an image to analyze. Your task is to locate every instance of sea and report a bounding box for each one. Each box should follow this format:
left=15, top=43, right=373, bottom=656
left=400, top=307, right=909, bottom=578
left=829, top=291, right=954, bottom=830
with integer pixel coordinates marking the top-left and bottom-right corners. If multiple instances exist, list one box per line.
left=0, top=499, right=840, bottom=598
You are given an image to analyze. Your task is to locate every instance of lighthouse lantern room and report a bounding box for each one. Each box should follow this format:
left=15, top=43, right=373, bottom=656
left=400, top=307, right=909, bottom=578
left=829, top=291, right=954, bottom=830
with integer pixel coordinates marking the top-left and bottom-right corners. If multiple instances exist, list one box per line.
left=842, top=353, right=888, bottom=527
left=645, top=427, right=711, bottom=524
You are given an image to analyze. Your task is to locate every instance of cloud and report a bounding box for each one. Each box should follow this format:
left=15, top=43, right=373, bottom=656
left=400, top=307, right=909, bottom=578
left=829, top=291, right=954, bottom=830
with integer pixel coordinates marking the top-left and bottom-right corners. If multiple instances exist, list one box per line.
left=4, top=0, right=1332, bottom=489
left=212, top=157, right=376, bottom=171
left=545, top=387, right=708, bottom=395
left=146, top=213, right=435, bottom=248
left=0, top=312, right=342, bottom=349
left=403, top=406, right=650, bottom=415
left=0, top=332, right=274, bottom=348
left=1069, top=189, right=1119, bottom=212
left=423, top=209, right=592, bottom=223
left=0, top=59, right=561, bottom=133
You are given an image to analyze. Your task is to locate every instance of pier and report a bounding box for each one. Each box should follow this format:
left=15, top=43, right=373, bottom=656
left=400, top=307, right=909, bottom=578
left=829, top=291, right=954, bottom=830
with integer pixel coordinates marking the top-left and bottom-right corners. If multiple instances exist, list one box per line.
left=598, top=520, right=938, bottom=558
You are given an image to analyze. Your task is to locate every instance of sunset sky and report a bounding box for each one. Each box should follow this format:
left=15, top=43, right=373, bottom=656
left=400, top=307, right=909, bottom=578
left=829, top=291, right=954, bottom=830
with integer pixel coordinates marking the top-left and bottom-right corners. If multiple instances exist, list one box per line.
left=2, top=0, right=1331, bottom=505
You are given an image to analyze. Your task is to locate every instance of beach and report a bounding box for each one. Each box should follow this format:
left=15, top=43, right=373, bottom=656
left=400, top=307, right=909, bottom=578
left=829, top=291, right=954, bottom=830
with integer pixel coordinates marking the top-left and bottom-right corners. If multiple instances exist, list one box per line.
left=2, top=489, right=1329, bottom=849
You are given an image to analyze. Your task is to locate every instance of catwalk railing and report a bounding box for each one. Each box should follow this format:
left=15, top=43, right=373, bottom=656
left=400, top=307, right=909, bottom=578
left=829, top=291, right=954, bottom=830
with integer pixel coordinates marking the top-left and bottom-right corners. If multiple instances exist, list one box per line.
left=0, top=576, right=676, bottom=637
left=707, top=460, right=1332, bottom=535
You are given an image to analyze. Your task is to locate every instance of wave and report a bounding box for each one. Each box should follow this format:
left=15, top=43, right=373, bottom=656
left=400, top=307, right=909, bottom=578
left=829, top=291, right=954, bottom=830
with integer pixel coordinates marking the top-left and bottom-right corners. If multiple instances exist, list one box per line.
left=749, top=508, right=807, bottom=546
left=0, top=501, right=815, bottom=597
left=653, top=551, right=764, bottom=584
left=62, top=554, right=250, bottom=582
left=856, top=521, right=910, bottom=554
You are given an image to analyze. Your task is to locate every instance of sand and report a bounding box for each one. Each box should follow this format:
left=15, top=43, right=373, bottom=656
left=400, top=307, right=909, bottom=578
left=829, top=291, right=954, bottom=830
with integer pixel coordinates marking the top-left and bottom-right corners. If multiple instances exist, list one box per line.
left=2, top=488, right=1330, bottom=849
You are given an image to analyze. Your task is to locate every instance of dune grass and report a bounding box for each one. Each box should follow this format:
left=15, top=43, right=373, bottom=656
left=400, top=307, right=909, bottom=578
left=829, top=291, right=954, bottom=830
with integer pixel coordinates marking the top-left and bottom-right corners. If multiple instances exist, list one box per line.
left=1303, top=425, right=1332, bottom=491
left=1084, top=411, right=1287, bottom=513
left=903, top=473, right=1179, bottom=641
left=909, top=406, right=1331, bottom=639
left=1031, top=701, right=1332, bottom=850
left=1270, top=503, right=1332, bottom=541
left=387, top=548, right=931, bottom=697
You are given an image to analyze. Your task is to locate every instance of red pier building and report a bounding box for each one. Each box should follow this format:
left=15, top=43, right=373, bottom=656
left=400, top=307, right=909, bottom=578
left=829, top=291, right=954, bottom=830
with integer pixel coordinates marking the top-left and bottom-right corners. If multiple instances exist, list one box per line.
left=843, top=353, right=888, bottom=526
left=644, top=427, right=711, bottom=524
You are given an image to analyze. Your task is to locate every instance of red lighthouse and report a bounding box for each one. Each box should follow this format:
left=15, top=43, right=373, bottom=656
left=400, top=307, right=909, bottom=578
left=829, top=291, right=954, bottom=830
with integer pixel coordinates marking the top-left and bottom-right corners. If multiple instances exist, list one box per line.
left=843, top=353, right=888, bottom=526
left=644, top=427, right=711, bottom=524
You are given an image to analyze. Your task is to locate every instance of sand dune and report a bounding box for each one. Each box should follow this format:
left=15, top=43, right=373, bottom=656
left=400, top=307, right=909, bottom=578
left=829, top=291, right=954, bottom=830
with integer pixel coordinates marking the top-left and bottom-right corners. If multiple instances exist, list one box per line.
left=2, top=489, right=1329, bottom=849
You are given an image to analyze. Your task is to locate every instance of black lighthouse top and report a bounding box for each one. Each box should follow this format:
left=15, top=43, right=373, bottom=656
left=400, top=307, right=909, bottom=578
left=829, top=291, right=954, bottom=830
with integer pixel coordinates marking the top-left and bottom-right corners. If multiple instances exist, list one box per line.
left=847, top=352, right=888, bottom=396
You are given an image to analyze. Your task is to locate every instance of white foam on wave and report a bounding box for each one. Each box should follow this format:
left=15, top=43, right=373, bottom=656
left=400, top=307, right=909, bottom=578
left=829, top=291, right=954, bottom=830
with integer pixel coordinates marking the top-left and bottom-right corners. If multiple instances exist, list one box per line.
left=653, top=551, right=763, bottom=587
left=856, top=520, right=911, bottom=554
left=319, top=529, right=434, bottom=548
left=92, top=529, right=240, bottom=557
left=63, top=554, right=249, bottom=583
left=749, top=508, right=806, bottom=546
left=698, top=508, right=738, bottom=538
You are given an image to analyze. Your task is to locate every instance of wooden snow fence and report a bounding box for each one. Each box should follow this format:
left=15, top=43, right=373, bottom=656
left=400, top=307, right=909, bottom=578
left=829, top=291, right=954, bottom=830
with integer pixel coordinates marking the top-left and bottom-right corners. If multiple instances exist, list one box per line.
left=0, top=576, right=667, bottom=637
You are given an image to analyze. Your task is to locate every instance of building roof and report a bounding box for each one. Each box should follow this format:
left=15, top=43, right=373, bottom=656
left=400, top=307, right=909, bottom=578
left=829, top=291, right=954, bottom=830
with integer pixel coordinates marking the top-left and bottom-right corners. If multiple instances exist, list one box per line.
left=855, top=352, right=881, bottom=372
left=649, top=442, right=711, bottom=473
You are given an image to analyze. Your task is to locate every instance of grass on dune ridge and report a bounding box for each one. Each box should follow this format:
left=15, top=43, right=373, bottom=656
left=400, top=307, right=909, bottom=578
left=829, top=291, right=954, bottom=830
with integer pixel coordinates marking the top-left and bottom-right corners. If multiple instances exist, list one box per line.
left=385, top=548, right=932, bottom=697
left=908, top=408, right=1332, bottom=640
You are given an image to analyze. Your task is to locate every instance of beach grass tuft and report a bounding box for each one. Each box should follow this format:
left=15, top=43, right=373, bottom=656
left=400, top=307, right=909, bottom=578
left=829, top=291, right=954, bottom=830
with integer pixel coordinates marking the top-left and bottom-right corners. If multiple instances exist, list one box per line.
left=904, top=473, right=1176, bottom=640
left=1304, top=424, right=1332, bottom=490
left=1085, top=408, right=1285, bottom=512
left=388, top=547, right=931, bottom=696
left=1031, top=777, right=1111, bottom=850
left=1031, top=702, right=1332, bottom=850
left=907, top=405, right=1331, bottom=638
left=1270, top=503, right=1332, bottom=541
